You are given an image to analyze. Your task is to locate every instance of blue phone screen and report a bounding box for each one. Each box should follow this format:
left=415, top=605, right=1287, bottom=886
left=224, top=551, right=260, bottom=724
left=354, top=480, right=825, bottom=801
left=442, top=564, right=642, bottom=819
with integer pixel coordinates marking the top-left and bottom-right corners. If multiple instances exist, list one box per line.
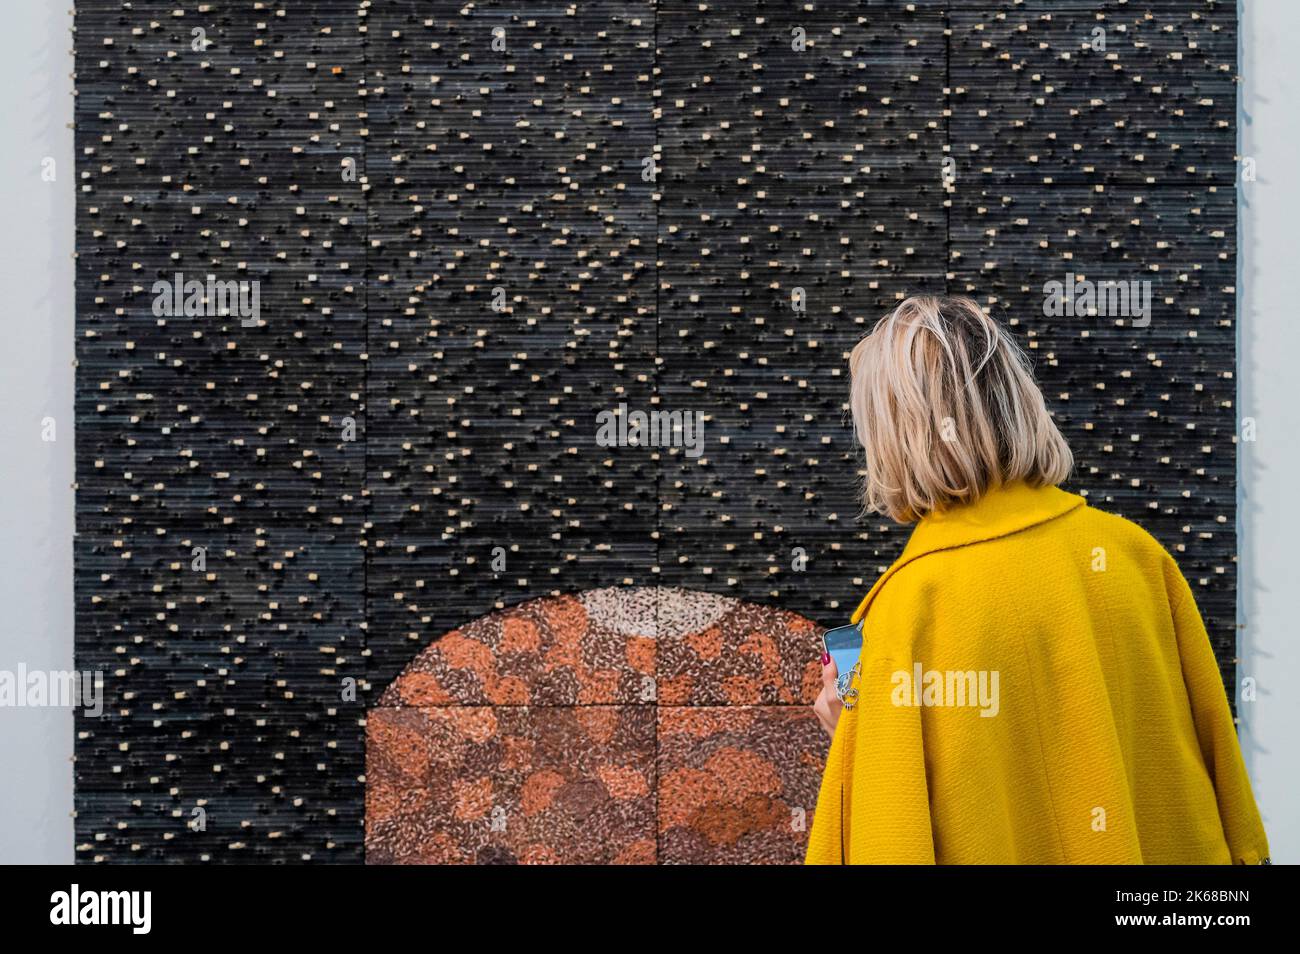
left=822, top=622, right=863, bottom=675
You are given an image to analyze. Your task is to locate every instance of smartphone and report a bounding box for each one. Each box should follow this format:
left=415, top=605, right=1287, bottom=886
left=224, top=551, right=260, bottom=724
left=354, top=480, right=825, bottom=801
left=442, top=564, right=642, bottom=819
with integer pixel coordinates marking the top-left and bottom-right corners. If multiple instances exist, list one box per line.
left=821, top=620, right=864, bottom=676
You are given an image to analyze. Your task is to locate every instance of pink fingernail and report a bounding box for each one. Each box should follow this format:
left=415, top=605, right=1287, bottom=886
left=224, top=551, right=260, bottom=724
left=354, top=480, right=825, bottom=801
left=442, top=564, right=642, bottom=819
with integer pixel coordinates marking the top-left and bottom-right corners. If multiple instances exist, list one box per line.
left=821, top=652, right=830, bottom=666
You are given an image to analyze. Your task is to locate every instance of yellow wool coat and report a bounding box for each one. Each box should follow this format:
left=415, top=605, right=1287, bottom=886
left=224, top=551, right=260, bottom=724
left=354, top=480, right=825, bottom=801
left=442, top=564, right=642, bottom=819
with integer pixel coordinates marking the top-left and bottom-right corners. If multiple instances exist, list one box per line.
left=806, top=481, right=1269, bottom=865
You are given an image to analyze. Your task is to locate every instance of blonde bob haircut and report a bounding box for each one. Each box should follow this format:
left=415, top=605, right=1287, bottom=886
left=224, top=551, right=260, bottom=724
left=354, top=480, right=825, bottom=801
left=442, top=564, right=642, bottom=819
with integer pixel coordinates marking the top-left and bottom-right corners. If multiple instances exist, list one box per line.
left=849, top=294, right=1073, bottom=523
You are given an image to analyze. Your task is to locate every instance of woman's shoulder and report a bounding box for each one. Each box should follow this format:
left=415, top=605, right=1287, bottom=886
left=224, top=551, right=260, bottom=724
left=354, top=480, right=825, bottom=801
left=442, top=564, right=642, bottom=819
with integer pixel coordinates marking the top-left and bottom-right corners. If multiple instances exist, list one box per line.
left=870, top=492, right=1177, bottom=606
left=858, top=495, right=1183, bottom=655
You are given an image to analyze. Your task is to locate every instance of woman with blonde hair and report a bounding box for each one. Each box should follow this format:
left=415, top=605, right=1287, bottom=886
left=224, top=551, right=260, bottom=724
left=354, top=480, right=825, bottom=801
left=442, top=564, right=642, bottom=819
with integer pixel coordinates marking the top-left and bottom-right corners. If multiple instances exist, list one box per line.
left=807, top=294, right=1269, bottom=865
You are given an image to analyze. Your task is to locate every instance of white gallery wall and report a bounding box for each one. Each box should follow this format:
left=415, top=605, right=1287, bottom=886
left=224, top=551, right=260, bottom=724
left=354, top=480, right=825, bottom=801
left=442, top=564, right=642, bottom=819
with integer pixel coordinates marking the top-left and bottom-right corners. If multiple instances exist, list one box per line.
left=1237, top=0, right=1300, bottom=864
left=0, top=2, right=75, bottom=863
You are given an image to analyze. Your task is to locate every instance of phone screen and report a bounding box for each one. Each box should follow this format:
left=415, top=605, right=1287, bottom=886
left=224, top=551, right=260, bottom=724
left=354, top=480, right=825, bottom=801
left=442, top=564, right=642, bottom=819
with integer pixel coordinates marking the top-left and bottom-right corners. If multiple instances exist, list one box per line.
left=822, top=621, right=864, bottom=676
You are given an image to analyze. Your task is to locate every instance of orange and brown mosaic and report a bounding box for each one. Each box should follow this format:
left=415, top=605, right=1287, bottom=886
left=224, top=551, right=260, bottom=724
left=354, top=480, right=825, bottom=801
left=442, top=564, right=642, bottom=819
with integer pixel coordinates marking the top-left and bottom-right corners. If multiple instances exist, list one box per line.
left=367, top=586, right=830, bottom=864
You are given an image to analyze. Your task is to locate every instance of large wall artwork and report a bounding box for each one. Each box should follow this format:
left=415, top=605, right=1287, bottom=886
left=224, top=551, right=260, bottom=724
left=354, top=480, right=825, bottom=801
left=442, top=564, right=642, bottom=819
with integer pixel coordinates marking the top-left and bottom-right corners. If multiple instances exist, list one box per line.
left=75, top=1, right=1239, bottom=862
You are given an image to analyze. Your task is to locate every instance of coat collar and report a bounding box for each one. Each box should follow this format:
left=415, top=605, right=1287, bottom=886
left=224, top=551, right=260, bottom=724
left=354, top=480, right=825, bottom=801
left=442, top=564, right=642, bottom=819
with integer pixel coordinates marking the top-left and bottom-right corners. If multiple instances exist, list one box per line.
left=849, top=481, right=1086, bottom=624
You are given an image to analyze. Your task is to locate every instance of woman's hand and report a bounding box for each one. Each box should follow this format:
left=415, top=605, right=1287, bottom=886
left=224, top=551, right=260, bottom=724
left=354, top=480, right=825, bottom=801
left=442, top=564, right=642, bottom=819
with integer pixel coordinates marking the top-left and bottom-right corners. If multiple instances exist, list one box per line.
left=814, top=653, right=843, bottom=739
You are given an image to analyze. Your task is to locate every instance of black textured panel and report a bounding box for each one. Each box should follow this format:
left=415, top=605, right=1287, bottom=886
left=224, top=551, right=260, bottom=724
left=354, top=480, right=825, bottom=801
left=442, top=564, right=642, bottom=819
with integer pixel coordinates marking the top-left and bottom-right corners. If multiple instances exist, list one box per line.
left=75, top=0, right=369, bottom=862
left=946, top=0, right=1238, bottom=676
left=362, top=1, right=658, bottom=694
left=656, top=0, right=947, bottom=616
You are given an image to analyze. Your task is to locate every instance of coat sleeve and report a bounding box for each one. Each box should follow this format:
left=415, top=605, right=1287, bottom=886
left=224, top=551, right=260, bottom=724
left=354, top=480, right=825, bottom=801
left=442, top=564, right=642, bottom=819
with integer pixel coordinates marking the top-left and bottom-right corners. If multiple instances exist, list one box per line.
left=839, top=646, right=937, bottom=864
left=805, top=633, right=936, bottom=864
left=804, top=714, right=848, bottom=864
left=1165, top=559, right=1270, bottom=864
